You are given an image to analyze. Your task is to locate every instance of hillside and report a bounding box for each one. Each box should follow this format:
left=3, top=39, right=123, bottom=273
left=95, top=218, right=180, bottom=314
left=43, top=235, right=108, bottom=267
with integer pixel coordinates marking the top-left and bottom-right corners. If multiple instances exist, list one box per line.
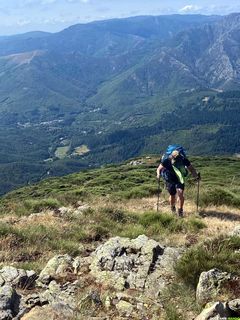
left=0, top=14, right=240, bottom=194
left=0, top=156, right=239, bottom=319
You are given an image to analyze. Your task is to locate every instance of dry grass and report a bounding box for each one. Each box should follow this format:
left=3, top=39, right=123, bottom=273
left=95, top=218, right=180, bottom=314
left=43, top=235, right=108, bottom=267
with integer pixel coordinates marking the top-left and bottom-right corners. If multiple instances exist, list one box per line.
left=90, top=194, right=240, bottom=246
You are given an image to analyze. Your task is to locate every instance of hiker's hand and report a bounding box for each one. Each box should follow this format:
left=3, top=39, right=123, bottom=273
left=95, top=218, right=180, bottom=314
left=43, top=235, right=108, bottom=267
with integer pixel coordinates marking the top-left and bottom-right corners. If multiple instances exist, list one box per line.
left=195, top=173, right=201, bottom=182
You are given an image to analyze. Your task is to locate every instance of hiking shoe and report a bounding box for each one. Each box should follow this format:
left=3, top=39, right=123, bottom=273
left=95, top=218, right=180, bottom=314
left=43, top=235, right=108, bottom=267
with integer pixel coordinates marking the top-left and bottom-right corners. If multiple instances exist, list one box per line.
left=178, top=208, right=184, bottom=217
left=171, top=205, right=176, bottom=214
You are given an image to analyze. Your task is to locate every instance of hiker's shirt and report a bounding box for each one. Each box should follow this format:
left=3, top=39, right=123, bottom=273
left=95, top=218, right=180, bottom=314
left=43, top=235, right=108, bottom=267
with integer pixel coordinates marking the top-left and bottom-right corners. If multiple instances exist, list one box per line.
left=161, top=156, right=190, bottom=184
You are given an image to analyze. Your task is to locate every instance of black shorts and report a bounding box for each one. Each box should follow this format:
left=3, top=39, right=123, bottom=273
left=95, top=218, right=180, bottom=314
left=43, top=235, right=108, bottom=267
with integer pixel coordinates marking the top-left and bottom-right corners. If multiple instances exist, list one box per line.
left=166, top=182, right=185, bottom=196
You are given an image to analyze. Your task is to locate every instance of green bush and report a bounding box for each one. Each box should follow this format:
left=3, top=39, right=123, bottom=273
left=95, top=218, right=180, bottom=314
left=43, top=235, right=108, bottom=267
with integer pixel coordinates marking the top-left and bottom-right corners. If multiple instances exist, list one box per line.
left=200, top=188, right=240, bottom=207
left=0, top=224, right=14, bottom=236
left=139, top=211, right=205, bottom=234
left=175, top=236, right=240, bottom=287
left=100, top=207, right=127, bottom=223
left=23, top=198, right=61, bottom=213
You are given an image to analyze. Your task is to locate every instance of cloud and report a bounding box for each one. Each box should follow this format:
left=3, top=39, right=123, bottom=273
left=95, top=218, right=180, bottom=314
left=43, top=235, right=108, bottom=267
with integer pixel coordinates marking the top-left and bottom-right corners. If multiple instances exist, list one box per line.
left=179, top=4, right=202, bottom=13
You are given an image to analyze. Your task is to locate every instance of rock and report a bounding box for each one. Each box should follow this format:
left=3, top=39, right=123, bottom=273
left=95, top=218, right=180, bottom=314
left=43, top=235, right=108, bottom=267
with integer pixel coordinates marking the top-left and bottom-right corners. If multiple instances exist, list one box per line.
left=105, top=296, right=111, bottom=309
left=228, top=299, right=240, bottom=315
left=230, top=225, right=240, bottom=237
left=196, top=269, right=232, bottom=305
left=90, top=235, right=182, bottom=298
left=0, top=267, right=37, bottom=289
left=129, top=160, right=143, bottom=166
left=115, top=300, right=134, bottom=316
left=0, top=285, right=20, bottom=320
left=56, top=204, right=90, bottom=217
left=37, top=255, right=77, bottom=285
left=39, top=279, right=79, bottom=316
left=195, top=301, right=231, bottom=320
left=21, top=305, right=72, bottom=320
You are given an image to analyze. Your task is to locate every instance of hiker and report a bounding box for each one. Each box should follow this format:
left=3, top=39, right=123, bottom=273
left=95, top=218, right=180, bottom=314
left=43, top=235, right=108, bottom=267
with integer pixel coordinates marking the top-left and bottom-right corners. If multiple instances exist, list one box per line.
left=156, top=145, right=199, bottom=217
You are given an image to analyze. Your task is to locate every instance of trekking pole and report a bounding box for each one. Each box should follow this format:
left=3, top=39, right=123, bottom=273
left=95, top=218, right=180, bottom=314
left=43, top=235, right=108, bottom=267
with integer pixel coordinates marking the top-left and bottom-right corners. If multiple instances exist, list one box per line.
left=196, top=173, right=201, bottom=213
left=157, top=177, right=161, bottom=212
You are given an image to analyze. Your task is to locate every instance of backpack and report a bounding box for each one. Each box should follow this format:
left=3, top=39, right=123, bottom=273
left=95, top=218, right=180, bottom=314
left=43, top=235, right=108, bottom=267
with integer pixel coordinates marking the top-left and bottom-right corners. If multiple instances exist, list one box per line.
left=165, top=144, right=187, bottom=158
left=160, top=145, right=188, bottom=183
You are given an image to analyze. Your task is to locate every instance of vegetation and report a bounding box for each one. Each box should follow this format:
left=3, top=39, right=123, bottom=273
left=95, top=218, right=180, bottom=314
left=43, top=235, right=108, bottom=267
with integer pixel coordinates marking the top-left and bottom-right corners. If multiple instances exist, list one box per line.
left=1, top=156, right=239, bottom=216
left=0, top=155, right=239, bottom=319
left=175, top=235, right=240, bottom=288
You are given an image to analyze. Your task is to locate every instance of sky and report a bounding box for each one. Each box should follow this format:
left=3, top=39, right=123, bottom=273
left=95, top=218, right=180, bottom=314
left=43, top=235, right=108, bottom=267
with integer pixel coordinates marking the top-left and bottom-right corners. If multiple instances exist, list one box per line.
left=0, top=0, right=240, bottom=36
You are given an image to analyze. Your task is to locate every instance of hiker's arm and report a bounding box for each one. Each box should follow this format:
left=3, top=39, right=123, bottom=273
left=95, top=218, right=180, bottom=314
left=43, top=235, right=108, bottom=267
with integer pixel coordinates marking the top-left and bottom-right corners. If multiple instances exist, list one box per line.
left=187, top=164, right=199, bottom=179
left=156, top=164, right=164, bottom=179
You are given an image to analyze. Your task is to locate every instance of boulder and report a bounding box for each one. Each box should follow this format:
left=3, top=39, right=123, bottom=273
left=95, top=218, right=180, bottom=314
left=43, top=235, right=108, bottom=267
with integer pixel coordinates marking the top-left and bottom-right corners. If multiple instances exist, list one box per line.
left=90, top=235, right=182, bottom=298
left=228, top=299, right=240, bottom=315
left=115, top=300, right=134, bottom=316
left=0, top=285, right=20, bottom=320
left=39, top=280, right=79, bottom=315
left=21, top=305, right=72, bottom=320
left=37, top=254, right=79, bottom=285
left=195, top=301, right=231, bottom=320
left=0, top=267, right=37, bottom=289
left=196, top=269, right=232, bottom=305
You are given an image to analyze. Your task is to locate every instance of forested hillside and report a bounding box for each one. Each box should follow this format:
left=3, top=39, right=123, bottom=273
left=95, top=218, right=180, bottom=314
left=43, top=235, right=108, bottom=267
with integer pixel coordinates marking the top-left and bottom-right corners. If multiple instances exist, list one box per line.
left=0, top=14, right=239, bottom=194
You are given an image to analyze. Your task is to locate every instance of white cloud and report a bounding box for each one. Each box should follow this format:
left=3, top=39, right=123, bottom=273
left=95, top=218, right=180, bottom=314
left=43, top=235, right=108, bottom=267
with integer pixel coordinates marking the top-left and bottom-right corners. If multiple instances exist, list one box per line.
left=179, top=4, right=202, bottom=13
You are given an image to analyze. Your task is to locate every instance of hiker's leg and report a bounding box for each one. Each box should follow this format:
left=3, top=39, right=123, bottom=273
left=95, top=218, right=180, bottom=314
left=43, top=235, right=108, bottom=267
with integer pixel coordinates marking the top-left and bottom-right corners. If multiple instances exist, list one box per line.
left=169, top=194, right=176, bottom=207
left=177, top=188, right=184, bottom=210
left=166, top=183, right=176, bottom=213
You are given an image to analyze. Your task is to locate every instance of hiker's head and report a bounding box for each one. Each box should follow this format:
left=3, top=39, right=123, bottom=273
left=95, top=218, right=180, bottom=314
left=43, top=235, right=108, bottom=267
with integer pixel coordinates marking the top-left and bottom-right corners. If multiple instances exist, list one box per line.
left=171, top=150, right=179, bottom=159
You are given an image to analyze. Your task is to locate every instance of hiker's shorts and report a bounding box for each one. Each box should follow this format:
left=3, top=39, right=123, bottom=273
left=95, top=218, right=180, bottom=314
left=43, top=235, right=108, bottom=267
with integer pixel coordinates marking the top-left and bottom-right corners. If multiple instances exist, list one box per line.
left=166, top=182, right=185, bottom=196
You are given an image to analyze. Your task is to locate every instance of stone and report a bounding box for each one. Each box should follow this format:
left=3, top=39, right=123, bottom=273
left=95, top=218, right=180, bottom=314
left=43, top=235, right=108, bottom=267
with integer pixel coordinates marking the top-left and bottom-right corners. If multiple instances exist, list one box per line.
left=21, top=305, right=72, bottom=320
left=39, top=279, right=79, bottom=315
left=0, top=285, right=20, bottom=320
left=228, top=299, right=240, bottom=315
left=115, top=300, right=134, bottom=316
left=0, top=267, right=37, bottom=289
left=90, top=235, right=182, bottom=298
left=230, top=225, right=240, bottom=237
left=37, top=254, right=75, bottom=285
left=195, top=302, right=231, bottom=320
left=196, top=269, right=232, bottom=305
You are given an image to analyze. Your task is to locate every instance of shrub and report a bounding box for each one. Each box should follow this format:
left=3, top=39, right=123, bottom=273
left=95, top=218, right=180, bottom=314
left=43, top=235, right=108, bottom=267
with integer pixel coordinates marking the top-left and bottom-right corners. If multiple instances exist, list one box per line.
left=200, top=188, right=240, bottom=207
left=100, top=207, right=127, bottom=223
left=175, top=236, right=240, bottom=288
left=23, top=198, right=61, bottom=213
left=139, top=211, right=205, bottom=234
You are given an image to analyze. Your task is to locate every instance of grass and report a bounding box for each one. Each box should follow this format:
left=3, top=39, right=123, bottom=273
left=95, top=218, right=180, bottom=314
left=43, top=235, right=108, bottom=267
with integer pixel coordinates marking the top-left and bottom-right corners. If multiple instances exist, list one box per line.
left=0, top=157, right=239, bottom=217
left=162, top=283, right=201, bottom=320
left=175, top=235, right=240, bottom=288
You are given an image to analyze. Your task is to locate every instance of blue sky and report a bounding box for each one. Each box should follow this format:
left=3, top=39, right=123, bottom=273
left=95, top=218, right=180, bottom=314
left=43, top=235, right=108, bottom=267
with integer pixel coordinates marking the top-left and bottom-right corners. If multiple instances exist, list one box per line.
left=0, top=0, right=239, bottom=35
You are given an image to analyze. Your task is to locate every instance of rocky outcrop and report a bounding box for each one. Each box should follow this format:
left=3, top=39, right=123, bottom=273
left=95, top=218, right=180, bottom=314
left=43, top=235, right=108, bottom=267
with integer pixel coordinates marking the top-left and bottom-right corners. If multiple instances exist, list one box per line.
left=228, top=299, right=240, bottom=315
left=195, top=301, right=231, bottom=320
left=0, top=285, right=20, bottom=320
left=0, top=267, right=37, bottom=289
left=21, top=305, right=71, bottom=320
left=195, top=299, right=240, bottom=320
left=37, top=254, right=80, bottom=285
left=90, top=234, right=182, bottom=298
left=196, top=269, right=235, bottom=305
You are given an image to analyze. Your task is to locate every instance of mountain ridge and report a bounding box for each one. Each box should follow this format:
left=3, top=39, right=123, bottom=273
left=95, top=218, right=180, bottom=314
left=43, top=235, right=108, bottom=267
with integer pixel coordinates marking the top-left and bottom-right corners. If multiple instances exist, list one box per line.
left=0, top=13, right=239, bottom=194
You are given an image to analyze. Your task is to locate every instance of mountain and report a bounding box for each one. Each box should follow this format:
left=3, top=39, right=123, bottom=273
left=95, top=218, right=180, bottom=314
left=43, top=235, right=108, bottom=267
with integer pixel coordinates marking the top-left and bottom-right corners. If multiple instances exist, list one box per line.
left=0, top=14, right=239, bottom=194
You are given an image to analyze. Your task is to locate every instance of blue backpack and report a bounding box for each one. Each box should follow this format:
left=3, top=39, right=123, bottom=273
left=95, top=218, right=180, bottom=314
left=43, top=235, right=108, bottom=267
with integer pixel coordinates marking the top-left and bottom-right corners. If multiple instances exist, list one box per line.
left=165, top=145, right=187, bottom=158
left=160, top=145, right=188, bottom=183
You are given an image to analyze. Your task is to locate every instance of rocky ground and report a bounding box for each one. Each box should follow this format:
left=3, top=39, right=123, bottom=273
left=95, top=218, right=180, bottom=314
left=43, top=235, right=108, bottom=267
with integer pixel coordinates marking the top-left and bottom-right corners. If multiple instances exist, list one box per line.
left=0, top=197, right=240, bottom=319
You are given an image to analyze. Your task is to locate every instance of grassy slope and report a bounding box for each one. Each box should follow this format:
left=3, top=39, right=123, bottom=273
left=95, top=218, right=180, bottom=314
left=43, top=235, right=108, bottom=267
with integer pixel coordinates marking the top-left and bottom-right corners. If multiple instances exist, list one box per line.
left=0, top=155, right=239, bottom=319
left=1, top=156, right=239, bottom=210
